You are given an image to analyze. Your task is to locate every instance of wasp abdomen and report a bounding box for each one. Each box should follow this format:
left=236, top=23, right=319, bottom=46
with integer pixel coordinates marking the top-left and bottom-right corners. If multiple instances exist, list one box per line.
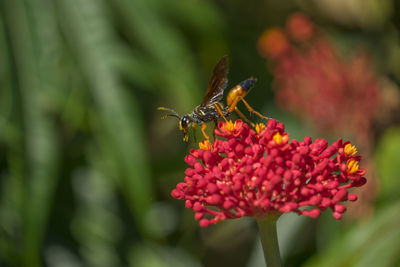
left=226, top=77, right=257, bottom=110
left=239, top=77, right=257, bottom=92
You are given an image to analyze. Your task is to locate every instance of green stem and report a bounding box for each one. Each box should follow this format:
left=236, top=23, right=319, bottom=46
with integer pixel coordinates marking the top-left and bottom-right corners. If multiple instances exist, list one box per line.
left=257, top=216, right=282, bottom=267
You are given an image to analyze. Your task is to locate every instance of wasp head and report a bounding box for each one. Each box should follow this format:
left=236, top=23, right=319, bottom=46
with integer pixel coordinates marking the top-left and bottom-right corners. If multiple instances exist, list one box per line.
left=179, top=115, right=192, bottom=142
left=179, top=115, right=191, bottom=131
left=157, top=107, right=192, bottom=142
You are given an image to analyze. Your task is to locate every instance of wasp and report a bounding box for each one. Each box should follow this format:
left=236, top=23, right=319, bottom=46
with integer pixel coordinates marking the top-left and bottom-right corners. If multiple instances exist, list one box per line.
left=158, top=55, right=271, bottom=142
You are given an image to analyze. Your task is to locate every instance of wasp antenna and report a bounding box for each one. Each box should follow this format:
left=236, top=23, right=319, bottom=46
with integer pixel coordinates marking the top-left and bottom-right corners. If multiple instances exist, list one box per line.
left=157, top=106, right=181, bottom=120
left=161, top=114, right=180, bottom=120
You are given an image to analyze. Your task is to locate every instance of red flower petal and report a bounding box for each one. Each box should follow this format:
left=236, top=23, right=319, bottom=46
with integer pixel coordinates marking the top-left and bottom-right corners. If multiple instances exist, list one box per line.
left=172, top=120, right=366, bottom=226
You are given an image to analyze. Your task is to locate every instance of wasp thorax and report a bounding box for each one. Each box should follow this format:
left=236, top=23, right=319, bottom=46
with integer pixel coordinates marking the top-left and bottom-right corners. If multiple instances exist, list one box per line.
left=179, top=115, right=191, bottom=131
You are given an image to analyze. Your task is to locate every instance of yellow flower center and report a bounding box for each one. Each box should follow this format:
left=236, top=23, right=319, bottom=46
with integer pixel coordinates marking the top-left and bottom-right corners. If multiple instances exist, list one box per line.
left=347, top=159, right=359, bottom=174
left=273, top=132, right=283, bottom=145
left=255, top=123, right=266, bottom=134
left=199, top=139, right=211, bottom=150
left=344, top=143, right=357, bottom=156
left=224, top=120, right=235, bottom=132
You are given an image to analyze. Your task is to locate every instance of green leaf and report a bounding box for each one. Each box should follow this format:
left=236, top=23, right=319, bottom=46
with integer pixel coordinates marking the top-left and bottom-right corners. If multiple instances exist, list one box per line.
left=304, top=201, right=400, bottom=267
left=55, top=0, right=155, bottom=235
left=375, top=126, right=400, bottom=200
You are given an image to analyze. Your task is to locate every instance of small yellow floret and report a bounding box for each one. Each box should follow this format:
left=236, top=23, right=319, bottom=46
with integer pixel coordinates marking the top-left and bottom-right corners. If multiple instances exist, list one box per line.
left=273, top=132, right=283, bottom=145
left=199, top=139, right=211, bottom=150
left=225, top=120, right=235, bottom=132
left=344, top=143, right=357, bottom=156
left=255, top=123, right=266, bottom=134
left=347, top=159, right=359, bottom=174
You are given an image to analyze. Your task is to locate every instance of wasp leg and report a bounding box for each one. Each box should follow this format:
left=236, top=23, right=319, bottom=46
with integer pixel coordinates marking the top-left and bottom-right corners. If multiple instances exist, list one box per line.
left=227, top=98, right=240, bottom=113
left=213, top=120, right=218, bottom=141
left=239, top=96, right=272, bottom=120
left=214, top=104, right=228, bottom=122
left=192, top=123, right=197, bottom=143
left=201, top=124, right=209, bottom=140
left=234, top=107, right=255, bottom=127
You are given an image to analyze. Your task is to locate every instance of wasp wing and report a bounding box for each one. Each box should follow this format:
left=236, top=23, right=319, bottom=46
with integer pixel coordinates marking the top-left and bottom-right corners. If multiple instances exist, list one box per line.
left=200, top=55, right=229, bottom=107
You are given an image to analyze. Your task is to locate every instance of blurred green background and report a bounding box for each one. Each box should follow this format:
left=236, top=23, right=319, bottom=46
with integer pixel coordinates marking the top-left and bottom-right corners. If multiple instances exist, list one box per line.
left=1, top=0, right=400, bottom=266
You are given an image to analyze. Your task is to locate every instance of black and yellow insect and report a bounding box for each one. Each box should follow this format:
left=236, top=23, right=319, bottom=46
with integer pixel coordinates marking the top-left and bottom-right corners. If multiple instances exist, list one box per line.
left=158, top=55, right=270, bottom=142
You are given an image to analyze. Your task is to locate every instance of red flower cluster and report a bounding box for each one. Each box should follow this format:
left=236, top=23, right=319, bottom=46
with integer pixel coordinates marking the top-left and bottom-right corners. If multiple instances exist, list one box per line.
left=171, top=120, right=366, bottom=227
left=258, top=13, right=381, bottom=146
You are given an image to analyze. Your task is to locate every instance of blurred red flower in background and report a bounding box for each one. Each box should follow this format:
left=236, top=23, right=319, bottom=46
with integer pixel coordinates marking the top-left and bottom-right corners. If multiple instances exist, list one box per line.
left=286, top=13, right=315, bottom=42
left=258, top=13, right=381, bottom=147
left=258, top=28, right=290, bottom=59
left=258, top=13, right=383, bottom=219
left=171, top=120, right=366, bottom=227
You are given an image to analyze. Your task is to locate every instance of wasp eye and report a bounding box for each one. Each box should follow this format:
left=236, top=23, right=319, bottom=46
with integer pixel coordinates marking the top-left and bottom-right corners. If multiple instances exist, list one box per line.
left=180, top=115, right=190, bottom=130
